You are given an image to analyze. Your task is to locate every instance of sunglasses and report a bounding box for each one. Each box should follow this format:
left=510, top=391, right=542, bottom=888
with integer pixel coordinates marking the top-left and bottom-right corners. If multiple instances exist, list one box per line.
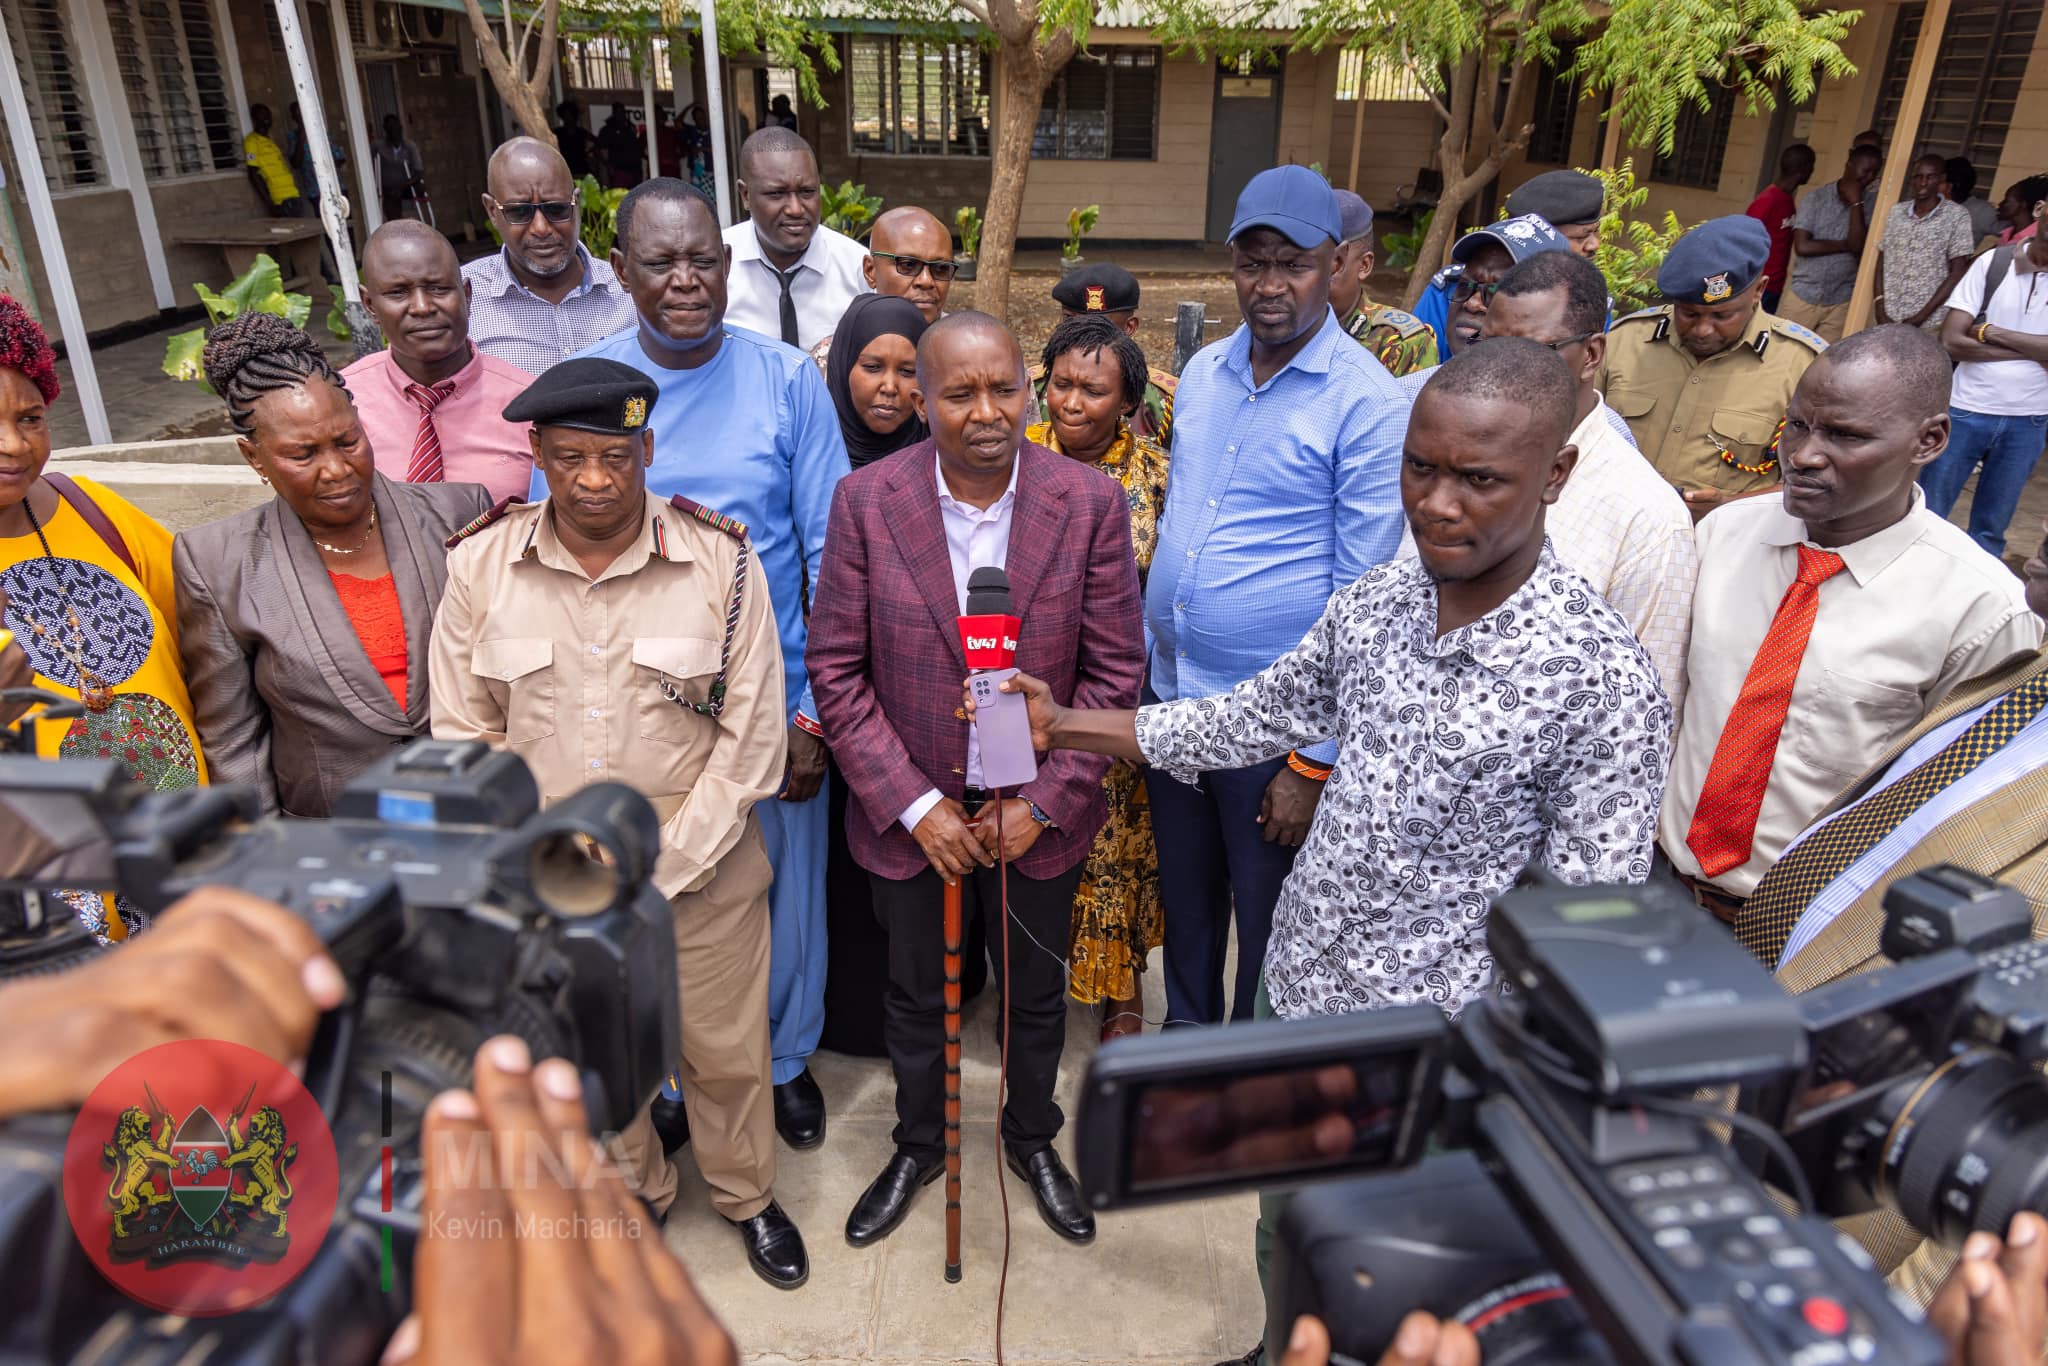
left=1448, top=276, right=1503, bottom=305
left=496, top=197, right=578, bottom=226
left=871, top=251, right=958, bottom=282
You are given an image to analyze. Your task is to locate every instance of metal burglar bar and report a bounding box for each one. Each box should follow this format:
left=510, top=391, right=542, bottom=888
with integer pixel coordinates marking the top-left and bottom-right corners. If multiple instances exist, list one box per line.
left=0, top=0, right=100, bottom=189
left=1034, top=46, right=1157, bottom=161
left=1875, top=0, right=2045, bottom=173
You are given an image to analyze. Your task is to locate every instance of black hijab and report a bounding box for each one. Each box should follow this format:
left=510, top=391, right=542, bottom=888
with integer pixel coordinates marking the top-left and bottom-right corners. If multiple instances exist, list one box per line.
left=828, top=294, right=930, bottom=469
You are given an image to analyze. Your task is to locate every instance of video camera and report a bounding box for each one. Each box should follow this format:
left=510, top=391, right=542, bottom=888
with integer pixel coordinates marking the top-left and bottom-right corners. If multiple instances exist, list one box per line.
left=0, top=736, right=679, bottom=1365
left=1076, top=866, right=2048, bottom=1366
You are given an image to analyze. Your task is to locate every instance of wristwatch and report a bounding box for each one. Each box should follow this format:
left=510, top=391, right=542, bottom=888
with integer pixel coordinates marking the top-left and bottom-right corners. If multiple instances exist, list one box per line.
left=1024, top=798, right=1057, bottom=830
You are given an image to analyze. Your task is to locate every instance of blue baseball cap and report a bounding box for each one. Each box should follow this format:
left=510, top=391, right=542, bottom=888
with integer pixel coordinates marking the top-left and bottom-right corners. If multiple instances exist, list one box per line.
left=1451, top=213, right=1571, bottom=266
left=1228, top=166, right=1342, bottom=249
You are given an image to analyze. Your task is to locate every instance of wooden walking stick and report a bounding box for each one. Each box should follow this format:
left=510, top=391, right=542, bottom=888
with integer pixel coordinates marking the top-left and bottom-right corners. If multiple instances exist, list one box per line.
left=942, top=873, right=964, bottom=1282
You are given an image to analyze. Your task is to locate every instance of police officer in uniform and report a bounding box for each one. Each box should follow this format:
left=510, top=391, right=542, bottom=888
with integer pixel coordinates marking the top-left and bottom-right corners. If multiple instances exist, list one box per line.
left=1598, top=215, right=1829, bottom=520
left=1033, top=263, right=1178, bottom=446
left=427, top=357, right=810, bottom=1290
left=1331, top=189, right=1436, bottom=377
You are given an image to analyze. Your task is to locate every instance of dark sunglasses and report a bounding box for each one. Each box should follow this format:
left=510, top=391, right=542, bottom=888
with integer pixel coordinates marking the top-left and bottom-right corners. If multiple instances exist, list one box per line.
left=497, top=198, right=577, bottom=226
left=871, top=251, right=958, bottom=282
left=1448, top=276, right=1503, bottom=305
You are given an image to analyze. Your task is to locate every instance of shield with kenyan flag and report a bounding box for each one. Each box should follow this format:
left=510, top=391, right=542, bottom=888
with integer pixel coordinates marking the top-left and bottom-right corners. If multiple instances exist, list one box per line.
left=169, top=1104, right=232, bottom=1228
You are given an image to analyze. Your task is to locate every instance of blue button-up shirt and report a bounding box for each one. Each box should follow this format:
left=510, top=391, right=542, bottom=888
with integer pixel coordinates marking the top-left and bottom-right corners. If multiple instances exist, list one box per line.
left=462, top=244, right=637, bottom=377
left=1147, top=308, right=1407, bottom=764
left=531, top=323, right=850, bottom=725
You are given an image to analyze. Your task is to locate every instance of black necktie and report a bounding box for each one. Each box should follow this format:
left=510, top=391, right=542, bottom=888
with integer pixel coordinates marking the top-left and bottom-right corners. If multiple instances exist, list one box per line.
left=774, top=266, right=799, bottom=346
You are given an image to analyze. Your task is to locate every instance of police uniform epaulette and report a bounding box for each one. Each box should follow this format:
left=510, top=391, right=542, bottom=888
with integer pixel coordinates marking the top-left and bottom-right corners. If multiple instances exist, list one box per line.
left=1148, top=366, right=1178, bottom=396
left=1612, top=305, right=1669, bottom=326
left=1376, top=305, right=1430, bottom=336
left=1768, top=316, right=1829, bottom=353
left=444, top=495, right=527, bottom=549
left=1428, top=263, right=1464, bottom=289
left=669, top=494, right=749, bottom=540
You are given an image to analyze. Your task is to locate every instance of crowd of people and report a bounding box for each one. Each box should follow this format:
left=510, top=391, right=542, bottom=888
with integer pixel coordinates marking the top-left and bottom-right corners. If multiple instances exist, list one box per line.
left=6, top=112, right=2048, bottom=1364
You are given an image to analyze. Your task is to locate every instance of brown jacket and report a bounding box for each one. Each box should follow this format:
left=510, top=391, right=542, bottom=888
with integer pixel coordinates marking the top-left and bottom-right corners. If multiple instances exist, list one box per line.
left=173, top=476, right=490, bottom=818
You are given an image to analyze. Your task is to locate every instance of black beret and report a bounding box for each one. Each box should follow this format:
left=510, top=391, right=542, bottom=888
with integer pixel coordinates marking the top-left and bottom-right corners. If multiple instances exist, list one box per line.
left=1051, top=263, right=1140, bottom=313
left=1656, top=215, right=1773, bottom=305
left=502, top=357, right=659, bottom=434
left=1505, top=169, right=1604, bottom=227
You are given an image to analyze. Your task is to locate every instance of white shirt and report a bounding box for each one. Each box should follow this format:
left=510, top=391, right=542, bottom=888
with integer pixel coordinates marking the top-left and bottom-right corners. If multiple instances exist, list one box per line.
left=721, top=220, right=871, bottom=351
left=898, top=453, right=1021, bottom=833
left=1549, top=397, right=1699, bottom=716
left=1661, top=491, right=2040, bottom=895
left=1945, top=246, right=2048, bottom=416
left=1776, top=697, right=2048, bottom=967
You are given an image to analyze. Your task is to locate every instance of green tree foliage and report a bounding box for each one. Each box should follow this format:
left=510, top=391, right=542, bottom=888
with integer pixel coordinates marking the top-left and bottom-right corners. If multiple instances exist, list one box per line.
left=1587, top=159, right=1688, bottom=313
left=1149, top=0, right=1859, bottom=307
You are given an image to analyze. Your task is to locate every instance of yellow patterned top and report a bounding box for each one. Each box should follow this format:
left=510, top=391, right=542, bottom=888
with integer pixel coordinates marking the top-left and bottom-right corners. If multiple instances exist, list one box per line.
left=1026, top=420, right=1169, bottom=586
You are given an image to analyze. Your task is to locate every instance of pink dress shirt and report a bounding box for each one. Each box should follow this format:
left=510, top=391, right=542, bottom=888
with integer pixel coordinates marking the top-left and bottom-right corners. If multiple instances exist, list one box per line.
left=341, top=346, right=537, bottom=504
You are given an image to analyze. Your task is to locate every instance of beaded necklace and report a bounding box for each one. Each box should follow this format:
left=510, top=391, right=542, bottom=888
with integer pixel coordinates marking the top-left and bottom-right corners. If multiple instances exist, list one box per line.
left=14, top=495, right=114, bottom=712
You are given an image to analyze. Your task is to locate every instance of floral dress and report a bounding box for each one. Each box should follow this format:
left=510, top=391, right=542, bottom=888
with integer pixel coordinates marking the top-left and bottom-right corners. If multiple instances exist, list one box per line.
left=1027, top=419, right=1169, bottom=1004
left=1, top=478, right=205, bottom=940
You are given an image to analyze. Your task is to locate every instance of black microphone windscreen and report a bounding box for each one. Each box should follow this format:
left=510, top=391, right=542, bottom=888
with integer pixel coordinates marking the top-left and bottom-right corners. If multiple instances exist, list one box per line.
left=964, top=565, right=1014, bottom=617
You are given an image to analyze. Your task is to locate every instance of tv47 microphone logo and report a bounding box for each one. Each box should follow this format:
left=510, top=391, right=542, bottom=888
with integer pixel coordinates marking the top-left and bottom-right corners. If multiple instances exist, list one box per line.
left=963, top=629, right=1017, bottom=655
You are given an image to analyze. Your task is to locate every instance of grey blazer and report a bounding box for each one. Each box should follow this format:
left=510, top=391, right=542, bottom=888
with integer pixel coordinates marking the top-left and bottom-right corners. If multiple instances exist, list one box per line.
left=173, top=475, right=492, bottom=818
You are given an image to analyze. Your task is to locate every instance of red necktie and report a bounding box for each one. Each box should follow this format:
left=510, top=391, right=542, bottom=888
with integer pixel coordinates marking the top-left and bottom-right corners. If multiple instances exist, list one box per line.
left=1685, top=544, right=1848, bottom=878
left=403, top=380, right=456, bottom=483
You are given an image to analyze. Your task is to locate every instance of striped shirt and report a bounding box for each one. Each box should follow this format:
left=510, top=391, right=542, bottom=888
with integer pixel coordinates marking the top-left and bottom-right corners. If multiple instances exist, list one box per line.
left=460, top=245, right=636, bottom=377
left=1776, top=697, right=2048, bottom=966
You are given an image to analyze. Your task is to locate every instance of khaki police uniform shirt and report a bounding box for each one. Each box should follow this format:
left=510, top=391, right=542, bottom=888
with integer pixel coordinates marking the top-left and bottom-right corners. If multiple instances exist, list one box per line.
left=1597, top=305, right=1827, bottom=497
left=429, top=495, right=787, bottom=899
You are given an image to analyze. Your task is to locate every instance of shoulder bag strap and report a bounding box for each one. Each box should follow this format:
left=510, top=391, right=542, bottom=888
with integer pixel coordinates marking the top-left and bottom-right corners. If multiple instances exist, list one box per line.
left=1977, top=242, right=2020, bottom=326
left=41, top=471, right=139, bottom=579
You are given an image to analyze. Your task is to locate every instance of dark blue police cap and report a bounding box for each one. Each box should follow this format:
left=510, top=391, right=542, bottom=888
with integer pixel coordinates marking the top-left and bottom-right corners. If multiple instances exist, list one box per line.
left=1656, top=216, right=1773, bottom=306
left=502, top=357, right=659, bottom=434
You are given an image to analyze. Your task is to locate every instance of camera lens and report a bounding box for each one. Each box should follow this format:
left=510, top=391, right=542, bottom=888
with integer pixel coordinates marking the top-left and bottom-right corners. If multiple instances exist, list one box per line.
left=1868, top=1047, right=2048, bottom=1246
left=1454, top=1272, right=1618, bottom=1365
left=501, top=782, right=660, bottom=918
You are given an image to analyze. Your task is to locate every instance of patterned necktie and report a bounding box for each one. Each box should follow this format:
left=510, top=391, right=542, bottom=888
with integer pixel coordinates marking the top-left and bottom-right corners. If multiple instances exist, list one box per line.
left=773, top=266, right=800, bottom=346
left=403, top=379, right=457, bottom=484
left=1735, top=671, right=2048, bottom=966
left=1686, top=544, right=1848, bottom=878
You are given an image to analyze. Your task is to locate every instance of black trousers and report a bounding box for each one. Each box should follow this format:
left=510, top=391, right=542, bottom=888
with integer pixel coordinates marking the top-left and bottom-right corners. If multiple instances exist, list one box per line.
left=872, top=858, right=1081, bottom=1163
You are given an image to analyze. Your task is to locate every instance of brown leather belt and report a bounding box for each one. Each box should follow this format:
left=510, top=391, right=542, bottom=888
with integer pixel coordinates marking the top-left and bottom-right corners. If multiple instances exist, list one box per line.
left=1676, top=872, right=1748, bottom=925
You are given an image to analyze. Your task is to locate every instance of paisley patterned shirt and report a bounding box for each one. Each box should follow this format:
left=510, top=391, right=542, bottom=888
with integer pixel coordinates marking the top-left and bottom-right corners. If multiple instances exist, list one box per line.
left=1133, top=543, right=1672, bottom=1019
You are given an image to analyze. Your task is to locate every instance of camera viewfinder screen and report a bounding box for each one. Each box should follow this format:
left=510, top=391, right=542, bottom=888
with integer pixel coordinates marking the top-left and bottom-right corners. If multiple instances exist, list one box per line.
left=1794, top=981, right=1969, bottom=1124
left=1124, top=1048, right=1425, bottom=1195
left=1557, top=897, right=1639, bottom=923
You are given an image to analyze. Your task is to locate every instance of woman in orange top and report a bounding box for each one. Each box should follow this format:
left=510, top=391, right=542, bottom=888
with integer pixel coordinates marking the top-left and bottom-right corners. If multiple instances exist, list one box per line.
left=173, top=313, right=488, bottom=817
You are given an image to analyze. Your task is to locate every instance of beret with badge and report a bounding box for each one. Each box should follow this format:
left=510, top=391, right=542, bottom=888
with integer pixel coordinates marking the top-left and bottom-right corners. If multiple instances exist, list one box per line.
left=502, top=356, right=659, bottom=434
left=1656, top=215, right=1773, bottom=306
left=1051, top=262, right=1141, bottom=314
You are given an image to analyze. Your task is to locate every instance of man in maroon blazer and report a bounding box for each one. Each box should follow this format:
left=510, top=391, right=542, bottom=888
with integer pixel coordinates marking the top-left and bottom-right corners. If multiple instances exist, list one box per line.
left=808, top=311, right=1144, bottom=1248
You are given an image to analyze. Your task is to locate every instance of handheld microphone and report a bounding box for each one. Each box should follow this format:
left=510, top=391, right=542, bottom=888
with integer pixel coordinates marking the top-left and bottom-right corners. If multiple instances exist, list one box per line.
left=957, top=566, right=1038, bottom=787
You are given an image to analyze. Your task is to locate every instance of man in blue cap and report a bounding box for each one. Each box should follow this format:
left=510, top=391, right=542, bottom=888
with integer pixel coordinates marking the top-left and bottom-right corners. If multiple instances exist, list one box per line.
left=1146, top=164, right=1408, bottom=1032
left=1597, top=214, right=1829, bottom=518
left=1409, top=189, right=1592, bottom=353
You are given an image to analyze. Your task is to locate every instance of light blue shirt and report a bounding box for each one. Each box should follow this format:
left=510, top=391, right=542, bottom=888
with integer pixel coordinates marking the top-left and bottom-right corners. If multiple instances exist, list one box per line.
left=461, top=244, right=637, bottom=377
left=530, top=324, right=850, bottom=726
left=1776, top=697, right=2048, bottom=968
left=1147, top=308, right=1407, bottom=765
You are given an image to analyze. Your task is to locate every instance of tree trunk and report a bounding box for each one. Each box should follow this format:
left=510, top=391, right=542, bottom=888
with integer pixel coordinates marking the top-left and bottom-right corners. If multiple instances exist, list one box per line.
left=973, top=28, right=1073, bottom=322
left=462, top=0, right=559, bottom=149
left=1397, top=52, right=1535, bottom=309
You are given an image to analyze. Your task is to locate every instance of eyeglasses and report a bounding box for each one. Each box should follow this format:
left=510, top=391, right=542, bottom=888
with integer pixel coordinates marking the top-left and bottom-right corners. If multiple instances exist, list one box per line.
left=1537, top=329, right=1599, bottom=352
left=496, top=197, right=578, bottom=226
left=1448, top=276, right=1503, bottom=305
left=871, top=251, right=958, bottom=282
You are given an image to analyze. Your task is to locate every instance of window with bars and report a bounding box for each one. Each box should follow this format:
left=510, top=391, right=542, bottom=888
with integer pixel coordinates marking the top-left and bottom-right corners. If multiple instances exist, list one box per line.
left=565, top=35, right=676, bottom=93
left=1335, top=48, right=1430, bottom=103
left=845, top=35, right=989, bottom=157
left=1873, top=0, right=2044, bottom=175
left=107, top=0, right=240, bottom=179
left=1525, top=44, right=1581, bottom=164
left=1034, top=47, right=1157, bottom=160
left=1651, top=84, right=1735, bottom=190
left=1, top=0, right=101, bottom=189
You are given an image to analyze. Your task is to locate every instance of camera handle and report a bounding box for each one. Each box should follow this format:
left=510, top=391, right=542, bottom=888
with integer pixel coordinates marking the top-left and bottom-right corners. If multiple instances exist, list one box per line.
left=1, top=686, right=82, bottom=755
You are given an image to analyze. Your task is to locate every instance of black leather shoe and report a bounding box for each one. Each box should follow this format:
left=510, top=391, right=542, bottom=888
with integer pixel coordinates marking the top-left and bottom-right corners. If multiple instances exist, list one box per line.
left=774, top=1068, right=827, bottom=1150
left=1005, top=1146, right=1095, bottom=1243
left=845, top=1152, right=942, bottom=1247
left=650, top=1092, right=690, bottom=1155
left=727, top=1199, right=808, bottom=1289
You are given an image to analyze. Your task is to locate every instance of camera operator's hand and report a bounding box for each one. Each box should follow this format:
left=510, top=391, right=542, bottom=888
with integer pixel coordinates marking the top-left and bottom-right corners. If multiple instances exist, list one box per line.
left=0, top=885, right=345, bottom=1116
left=1927, top=1212, right=2048, bottom=1366
left=384, top=1036, right=738, bottom=1366
left=1276, top=1312, right=1480, bottom=1366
